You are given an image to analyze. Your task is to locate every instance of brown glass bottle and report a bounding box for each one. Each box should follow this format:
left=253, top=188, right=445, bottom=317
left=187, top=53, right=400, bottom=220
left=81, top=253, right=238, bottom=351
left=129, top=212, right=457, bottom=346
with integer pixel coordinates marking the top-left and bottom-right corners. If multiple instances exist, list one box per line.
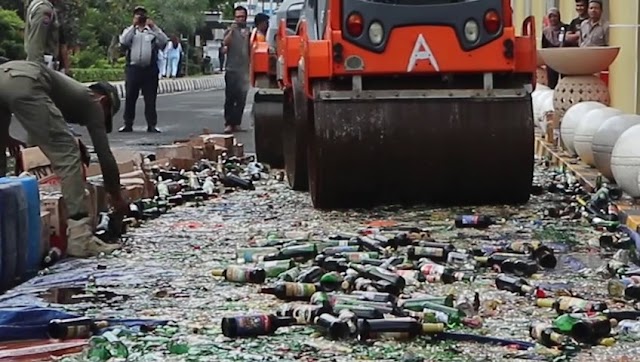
left=48, top=317, right=109, bottom=340
left=221, top=314, right=295, bottom=338
left=211, top=266, right=266, bottom=284
left=259, top=282, right=318, bottom=301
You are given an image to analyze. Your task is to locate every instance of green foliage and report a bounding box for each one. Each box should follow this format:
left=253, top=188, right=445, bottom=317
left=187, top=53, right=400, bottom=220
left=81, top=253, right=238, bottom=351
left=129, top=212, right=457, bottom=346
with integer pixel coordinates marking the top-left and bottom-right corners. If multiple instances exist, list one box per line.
left=0, top=8, right=25, bottom=60
left=70, top=68, right=124, bottom=83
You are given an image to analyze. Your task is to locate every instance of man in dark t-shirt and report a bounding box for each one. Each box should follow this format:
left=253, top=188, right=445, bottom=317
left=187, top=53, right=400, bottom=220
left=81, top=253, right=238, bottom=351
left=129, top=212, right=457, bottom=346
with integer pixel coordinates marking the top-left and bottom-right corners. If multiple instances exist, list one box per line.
left=565, top=0, right=589, bottom=46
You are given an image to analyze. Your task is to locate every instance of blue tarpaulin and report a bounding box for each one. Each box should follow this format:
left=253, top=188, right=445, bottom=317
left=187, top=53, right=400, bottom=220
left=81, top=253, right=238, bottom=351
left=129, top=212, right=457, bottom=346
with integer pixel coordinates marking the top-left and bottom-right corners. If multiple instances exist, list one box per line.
left=0, top=258, right=178, bottom=341
left=0, top=306, right=169, bottom=342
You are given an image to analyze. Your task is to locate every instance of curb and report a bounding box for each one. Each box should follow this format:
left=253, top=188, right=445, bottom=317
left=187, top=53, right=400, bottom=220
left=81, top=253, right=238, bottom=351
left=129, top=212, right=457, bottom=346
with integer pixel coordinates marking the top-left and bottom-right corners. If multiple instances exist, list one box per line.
left=83, top=75, right=226, bottom=99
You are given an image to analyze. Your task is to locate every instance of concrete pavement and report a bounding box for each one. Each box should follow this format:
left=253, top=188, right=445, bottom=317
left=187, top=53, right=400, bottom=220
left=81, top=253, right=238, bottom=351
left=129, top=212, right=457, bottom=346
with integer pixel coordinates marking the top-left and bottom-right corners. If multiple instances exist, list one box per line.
left=10, top=88, right=258, bottom=155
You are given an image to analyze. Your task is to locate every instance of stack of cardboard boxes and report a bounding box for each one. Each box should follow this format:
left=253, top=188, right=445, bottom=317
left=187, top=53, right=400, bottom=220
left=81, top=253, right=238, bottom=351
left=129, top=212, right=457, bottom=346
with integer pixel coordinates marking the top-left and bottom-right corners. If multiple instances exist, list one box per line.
left=20, top=132, right=244, bottom=255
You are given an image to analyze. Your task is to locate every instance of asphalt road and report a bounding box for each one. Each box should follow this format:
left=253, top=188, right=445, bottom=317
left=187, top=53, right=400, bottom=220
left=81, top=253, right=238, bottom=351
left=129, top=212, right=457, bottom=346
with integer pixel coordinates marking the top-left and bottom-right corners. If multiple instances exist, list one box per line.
left=9, top=89, right=258, bottom=154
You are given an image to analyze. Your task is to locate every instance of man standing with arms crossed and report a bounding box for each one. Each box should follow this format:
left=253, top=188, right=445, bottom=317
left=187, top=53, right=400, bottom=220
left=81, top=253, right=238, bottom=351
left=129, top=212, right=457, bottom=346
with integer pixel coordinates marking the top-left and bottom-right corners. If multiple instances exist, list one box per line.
left=222, top=6, right=250, bottom=134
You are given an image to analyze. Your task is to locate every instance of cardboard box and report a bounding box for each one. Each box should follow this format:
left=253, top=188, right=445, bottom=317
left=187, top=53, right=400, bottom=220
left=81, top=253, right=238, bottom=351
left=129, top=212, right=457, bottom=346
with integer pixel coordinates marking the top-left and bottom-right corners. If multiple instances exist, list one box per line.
left=155, top=144, right=192, bottom=160
left=40, top=194, right=68, bottom=252
left=21, top=146, right=86, bottom=185
left=231, top=143, right=244, bottom=158
left=208, top=134, right=234, bottom=149
left=204, top=144, right=227, bottom=161
left=85, top=150, right=138, bottom=178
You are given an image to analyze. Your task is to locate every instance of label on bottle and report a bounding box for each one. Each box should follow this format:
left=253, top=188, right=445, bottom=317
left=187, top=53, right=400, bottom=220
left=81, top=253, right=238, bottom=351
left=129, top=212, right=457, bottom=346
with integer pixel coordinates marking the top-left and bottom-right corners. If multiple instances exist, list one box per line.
left=66, top=325, right=91, bottom=339
left=234, top=315, right=271, bottom=336
left=344, top=252, right=374, bottom=263
left=420, top=263, right=445, bottom=276
left=558, top=297, right=587, bottom=312
left=424, top=310, right=449, bottom=324
left=452, top=271, right=472, bottom=282
left=461, top=215, right=479, bottom=225
left=338, top=240, right=350, bottom=246
left=225, top=266, right=248, bottom=282
left=415, top=247, right=443, bottom=258
left=285, top=283, right=316, bottom=297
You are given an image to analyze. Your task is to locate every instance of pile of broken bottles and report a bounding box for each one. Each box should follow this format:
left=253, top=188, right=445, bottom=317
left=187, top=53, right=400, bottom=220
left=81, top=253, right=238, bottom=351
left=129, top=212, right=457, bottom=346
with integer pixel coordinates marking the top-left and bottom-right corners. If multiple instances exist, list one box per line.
left=210, top=164, right=640, bottom=357
left=94, top=155, right=268, bottom=243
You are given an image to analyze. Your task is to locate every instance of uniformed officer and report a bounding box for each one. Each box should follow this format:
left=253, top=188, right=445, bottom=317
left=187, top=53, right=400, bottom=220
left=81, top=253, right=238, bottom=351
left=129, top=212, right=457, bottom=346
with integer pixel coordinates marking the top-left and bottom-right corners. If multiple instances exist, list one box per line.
left=0, top=58, right=128, bottom=258
left=24, top=0, right=80, bottom=136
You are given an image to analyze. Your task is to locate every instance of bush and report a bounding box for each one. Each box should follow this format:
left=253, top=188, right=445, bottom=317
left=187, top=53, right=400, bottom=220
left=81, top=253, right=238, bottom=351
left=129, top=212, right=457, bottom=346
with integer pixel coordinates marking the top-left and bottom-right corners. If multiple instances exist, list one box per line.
left=71, top=68, right=124, bottom=83
left=0, top=9, right=25, bottom=60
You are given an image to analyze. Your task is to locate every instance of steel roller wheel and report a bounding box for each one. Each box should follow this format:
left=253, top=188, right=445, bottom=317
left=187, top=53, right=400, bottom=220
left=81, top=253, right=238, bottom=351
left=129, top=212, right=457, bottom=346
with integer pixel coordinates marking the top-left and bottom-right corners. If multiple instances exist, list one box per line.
left=252, top=75, right=284, bottom=168
left=307, top=81, right=534, bottom=209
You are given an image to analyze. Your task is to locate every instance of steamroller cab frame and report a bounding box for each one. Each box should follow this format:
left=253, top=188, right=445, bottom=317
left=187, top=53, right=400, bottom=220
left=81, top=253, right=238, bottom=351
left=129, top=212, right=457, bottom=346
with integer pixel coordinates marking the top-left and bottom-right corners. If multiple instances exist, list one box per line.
left=251, top=0, right=304, bottom=168
left=285, top=0, right=537, bottom=209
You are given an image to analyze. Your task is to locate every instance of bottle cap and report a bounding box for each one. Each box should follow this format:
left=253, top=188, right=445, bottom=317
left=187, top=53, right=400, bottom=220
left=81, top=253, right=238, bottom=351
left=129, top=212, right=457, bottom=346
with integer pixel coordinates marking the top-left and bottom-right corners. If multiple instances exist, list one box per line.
left=536, top=298, right=554, bottom=308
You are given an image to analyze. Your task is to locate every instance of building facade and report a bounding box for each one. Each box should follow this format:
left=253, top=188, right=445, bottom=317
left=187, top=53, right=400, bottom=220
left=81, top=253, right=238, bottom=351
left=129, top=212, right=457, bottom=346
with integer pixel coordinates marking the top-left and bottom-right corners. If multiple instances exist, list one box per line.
left=512, top=0, right=638, bottom=114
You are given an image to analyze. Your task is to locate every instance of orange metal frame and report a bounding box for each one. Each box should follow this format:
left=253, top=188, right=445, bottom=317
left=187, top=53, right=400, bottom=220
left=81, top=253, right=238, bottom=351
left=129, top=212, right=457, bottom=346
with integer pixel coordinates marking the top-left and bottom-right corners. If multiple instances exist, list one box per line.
left=291, top=0, right=536, bottom=98
left=276, top=19, right=302, bottom=89
left=249, top=41, right=270, bottom=86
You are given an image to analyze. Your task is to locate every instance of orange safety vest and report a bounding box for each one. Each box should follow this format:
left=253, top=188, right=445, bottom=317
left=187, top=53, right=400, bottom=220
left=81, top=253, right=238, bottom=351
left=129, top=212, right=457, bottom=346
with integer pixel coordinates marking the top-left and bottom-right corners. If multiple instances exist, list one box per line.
left=250, top=28, right=266, bottom=44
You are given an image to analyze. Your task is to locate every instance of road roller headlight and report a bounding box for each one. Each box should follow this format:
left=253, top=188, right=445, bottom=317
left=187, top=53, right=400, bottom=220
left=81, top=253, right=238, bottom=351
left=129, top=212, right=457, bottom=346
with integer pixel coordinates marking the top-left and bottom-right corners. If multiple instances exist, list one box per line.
left=464, top=19, right=479, bottom=43
left=368, top=22, right=384, bottom=45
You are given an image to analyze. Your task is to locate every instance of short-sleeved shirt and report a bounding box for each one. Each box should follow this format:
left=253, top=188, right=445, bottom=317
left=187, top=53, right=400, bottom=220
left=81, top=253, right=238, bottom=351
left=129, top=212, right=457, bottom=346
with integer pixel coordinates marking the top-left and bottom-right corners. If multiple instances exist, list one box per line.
left=580, top=20, right=609, bottom=47
left=568, top=16, right=588, bottom=33
left=224, top=27, right=250, bottom=74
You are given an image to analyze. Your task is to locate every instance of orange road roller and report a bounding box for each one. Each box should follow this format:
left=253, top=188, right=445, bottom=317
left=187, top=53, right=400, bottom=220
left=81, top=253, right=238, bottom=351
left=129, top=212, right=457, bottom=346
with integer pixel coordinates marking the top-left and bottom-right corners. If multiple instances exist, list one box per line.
left=283, top=0, right=538, bottom=209
left=251, top=0, right=304, bottom=168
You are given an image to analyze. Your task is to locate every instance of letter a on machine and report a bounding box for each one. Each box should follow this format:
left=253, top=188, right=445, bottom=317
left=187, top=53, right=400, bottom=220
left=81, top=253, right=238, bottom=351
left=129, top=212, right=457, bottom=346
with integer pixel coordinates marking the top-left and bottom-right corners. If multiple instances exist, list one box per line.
left=407, top=34, right=440, bottom=72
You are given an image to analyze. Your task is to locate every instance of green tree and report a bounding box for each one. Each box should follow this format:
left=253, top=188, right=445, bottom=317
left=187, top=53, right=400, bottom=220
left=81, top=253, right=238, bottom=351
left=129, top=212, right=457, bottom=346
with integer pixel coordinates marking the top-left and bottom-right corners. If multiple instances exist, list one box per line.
left=142, top=0, right=209, bottom=37
left=0, top=8, right=25, bottom=60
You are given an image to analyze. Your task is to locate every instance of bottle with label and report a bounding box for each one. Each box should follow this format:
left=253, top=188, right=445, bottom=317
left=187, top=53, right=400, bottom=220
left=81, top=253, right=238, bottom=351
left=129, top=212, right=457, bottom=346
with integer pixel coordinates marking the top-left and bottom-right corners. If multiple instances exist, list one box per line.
left=259, top=282, right=317, bottom=301
left=495, top=274, right=534, bottom=296
left=354, top=277, right=401, bottom=296
left=48, top=317, right=109, bottom=340
left=337, top=309, right=358, bottom=337
left=277, top=303, right=331, bottom=325
left=314, top=313, right=350, bottom=340
left=425, top=270, right=475, bottom=284
left=310, top=291, right=330, bottom=306
left=420, top=301, right=464, bottom=326
left=529, top=322, right=570, bottom=347
left=407, top=243, right=453, bottom=263
left=536, top=296, right=608, bottom=315
left=357, top=318, right=443, bottom=341
left=221, top=314, right=295, bottom=338
left=211, top=266, right=266, bottom=284
left=236, top=247, right=279, bottom=263
left=454, top=215, right=494, bottom=229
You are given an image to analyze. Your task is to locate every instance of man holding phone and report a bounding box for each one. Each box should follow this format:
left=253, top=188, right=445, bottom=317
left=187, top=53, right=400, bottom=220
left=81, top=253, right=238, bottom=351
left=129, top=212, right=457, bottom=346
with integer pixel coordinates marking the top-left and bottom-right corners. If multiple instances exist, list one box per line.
left=222, top=6, right=250, bottom=134
left=118, top=5, right=168, bottom=133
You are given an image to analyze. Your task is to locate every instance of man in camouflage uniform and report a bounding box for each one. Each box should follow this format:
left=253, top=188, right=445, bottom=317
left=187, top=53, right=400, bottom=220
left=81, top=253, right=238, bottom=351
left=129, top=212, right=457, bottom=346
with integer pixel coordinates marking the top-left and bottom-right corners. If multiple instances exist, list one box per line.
left=0, top=57, right=128, bottom=258
left=24, top=0, right=80, bottom=136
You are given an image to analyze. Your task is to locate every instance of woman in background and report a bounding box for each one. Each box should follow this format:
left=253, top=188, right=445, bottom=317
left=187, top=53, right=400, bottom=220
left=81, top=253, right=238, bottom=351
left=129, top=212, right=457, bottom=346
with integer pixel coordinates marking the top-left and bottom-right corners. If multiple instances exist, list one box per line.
left=541, top=8, right=568, bottom=89
left=165, top=35, right=183, bottom=78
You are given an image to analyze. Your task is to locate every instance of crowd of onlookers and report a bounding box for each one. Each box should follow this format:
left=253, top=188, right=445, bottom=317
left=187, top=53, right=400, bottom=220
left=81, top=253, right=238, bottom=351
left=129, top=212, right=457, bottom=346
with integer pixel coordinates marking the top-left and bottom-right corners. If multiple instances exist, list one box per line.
left=541, top=0, right=609, bottom=88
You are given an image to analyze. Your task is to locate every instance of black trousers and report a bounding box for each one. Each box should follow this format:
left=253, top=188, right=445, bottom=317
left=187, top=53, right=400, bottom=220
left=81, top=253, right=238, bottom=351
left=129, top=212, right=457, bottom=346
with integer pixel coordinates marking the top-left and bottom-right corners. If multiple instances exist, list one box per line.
left=224, top=72, right=248, bottom=127
left=547, top=67, right=561, bottom=89
left=123, top=65, right=159, bottom=127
